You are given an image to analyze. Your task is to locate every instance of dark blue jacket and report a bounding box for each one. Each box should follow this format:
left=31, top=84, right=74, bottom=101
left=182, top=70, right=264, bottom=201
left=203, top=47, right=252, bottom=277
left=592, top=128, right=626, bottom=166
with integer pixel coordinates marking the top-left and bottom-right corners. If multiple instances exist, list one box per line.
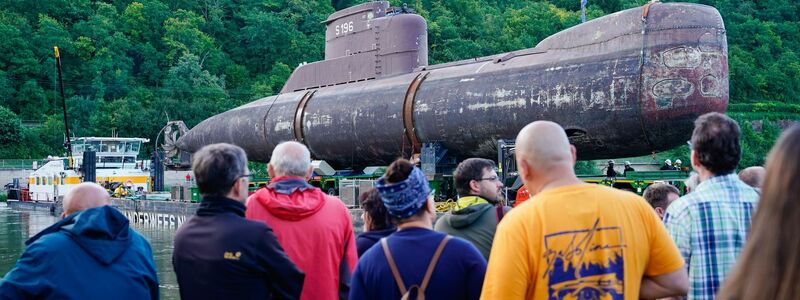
left=350, top=228, right=486, bottom=300
left=0, top=206, right=159, bottom=300
left=173, top=196, right=304, bottom=300
left=356, top=227, right=396, bottom=257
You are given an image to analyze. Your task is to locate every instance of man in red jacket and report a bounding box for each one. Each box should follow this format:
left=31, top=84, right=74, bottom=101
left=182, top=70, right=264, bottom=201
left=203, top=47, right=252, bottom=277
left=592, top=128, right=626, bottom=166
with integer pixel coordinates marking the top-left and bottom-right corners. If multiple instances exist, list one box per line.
left=247, top=141, right=358, bottom=300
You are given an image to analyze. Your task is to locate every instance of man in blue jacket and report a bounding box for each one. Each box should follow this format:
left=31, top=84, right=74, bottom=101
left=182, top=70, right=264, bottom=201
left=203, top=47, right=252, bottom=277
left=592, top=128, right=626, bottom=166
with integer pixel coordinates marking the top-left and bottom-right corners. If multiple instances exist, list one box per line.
left=173, top=143, right=305, bottom=300
left=0, top=182, right=159, bottom=300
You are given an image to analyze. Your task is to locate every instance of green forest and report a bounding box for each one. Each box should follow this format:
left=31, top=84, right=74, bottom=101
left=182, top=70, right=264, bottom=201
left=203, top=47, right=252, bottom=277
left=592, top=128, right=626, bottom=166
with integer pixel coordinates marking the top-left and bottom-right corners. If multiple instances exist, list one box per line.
left=0, top=0, right=798, bottom=170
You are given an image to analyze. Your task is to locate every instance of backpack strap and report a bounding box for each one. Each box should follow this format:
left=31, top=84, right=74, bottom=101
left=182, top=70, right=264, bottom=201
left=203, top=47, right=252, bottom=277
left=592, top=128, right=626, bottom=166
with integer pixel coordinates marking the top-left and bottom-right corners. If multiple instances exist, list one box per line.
left=495, top=204, right=505, bottom=223
left=419, top=235, right=452, bottom=293
left=381, top=235, right=453, bottom=298
left=381, top=238, right=408, bottom=295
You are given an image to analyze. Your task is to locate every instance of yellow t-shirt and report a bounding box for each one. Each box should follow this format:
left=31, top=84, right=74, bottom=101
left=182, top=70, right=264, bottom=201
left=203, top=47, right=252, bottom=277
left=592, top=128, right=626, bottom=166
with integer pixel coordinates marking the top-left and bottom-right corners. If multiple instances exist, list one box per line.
left=481, top=184, right=684, bottom=300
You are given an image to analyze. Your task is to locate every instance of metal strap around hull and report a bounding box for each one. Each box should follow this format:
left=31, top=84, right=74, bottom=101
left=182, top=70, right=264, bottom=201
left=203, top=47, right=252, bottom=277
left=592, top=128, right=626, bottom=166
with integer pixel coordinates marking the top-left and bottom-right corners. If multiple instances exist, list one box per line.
left=403, top=72, right=429, bottom=154
left=293, top=90, right=316, bottom=143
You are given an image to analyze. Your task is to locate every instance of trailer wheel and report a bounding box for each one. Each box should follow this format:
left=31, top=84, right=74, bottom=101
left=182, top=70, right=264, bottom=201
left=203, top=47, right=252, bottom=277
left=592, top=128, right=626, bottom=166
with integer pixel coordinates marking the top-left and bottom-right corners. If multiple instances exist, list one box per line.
left=327, top=187, right=337, bottom=196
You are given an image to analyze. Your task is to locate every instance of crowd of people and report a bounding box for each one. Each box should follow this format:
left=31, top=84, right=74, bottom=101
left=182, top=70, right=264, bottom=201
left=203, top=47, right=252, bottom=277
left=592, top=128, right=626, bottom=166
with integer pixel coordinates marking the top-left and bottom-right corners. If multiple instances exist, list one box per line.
left=1, top=111, right=798, bottom=300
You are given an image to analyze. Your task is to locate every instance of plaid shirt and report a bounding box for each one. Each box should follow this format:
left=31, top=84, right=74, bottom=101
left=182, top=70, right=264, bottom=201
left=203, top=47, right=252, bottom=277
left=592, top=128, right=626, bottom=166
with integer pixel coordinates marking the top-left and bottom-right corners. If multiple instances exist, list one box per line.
left=663, top=173, right=759, bottom=300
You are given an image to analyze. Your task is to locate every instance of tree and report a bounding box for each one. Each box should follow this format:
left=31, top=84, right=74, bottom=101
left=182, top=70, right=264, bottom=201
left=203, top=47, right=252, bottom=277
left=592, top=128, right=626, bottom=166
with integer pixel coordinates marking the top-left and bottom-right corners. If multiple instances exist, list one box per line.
left=161, top=52, right=229, bottom=125
left=0, top=106, right=23, bottom=144
left=15, top=80, right=48, bottom=120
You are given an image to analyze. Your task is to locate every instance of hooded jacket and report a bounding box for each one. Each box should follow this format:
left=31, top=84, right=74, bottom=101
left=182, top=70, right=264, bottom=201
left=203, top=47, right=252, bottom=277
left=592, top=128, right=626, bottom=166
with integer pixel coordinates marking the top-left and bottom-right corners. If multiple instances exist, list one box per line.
left=173, top=196, right=305, bottom=300
left=0, top=206, right=158, bottom=300
left=434, top=196, right=511, bottom=259
left=246, top=176, right=358, bottom=300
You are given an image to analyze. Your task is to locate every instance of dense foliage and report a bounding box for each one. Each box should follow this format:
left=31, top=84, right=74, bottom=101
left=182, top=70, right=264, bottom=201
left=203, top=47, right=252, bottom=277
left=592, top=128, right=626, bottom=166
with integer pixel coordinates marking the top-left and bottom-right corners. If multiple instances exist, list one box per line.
left=0, top=0, right=796, bottom=169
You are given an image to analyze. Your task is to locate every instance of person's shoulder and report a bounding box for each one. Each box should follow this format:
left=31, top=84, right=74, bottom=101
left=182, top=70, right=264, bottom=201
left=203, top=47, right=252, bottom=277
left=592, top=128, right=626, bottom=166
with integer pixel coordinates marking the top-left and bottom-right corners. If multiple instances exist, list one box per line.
left=321, top=192, right=349, bottom=210
left=664, top=194, right=697, bottom=221
left=732, top=180, right=760, bottom=202
left=434, top=213, right=451, bottom=228
left=126, top=228, right=155, bottom=250
left=446, top=235, right=480, bottom=251
left=27, top=231, right=72, bottom=254
left=443, top=236, right=486, bottom=263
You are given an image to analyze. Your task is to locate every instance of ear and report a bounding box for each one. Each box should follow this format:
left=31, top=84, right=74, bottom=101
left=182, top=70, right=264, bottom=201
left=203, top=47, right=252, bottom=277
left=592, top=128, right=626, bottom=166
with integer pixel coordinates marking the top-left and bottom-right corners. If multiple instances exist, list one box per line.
left=569, top=144, right=577, bottom=165
left=469, top=178, right=481, bottom=194
left=690, top=150, right=699, bottom=169
left=305, top=165, right=314, bottom=180
left=230, top=177, right=244, bottom=196
left=517, top=156, right=529, bottom=181
left=267, top=164, right=276, bottom=178
left=655, top=207, right=665, bottom=218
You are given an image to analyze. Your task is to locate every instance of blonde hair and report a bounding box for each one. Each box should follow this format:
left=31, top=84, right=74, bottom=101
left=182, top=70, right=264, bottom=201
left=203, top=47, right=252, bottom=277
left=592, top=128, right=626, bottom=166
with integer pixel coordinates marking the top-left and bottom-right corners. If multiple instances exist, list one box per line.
left=718, top=125, right=800, bottom=300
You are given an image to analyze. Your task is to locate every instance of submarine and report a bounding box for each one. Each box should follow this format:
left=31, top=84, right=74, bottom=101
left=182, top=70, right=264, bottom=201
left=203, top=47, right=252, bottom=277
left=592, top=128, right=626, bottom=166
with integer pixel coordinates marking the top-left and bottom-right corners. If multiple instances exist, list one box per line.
left=173, top=1, right=729, bottom=169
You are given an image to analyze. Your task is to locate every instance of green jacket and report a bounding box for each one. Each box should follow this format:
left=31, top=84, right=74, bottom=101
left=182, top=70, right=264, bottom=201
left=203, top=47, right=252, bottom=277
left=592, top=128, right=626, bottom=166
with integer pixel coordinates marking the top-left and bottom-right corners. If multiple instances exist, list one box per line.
left=434, top=196, right=511, bottom=259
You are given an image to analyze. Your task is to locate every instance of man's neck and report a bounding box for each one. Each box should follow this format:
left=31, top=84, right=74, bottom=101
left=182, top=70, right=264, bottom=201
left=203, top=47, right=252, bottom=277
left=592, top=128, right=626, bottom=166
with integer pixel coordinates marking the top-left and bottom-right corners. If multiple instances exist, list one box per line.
left=695, top=165, right=716, bottom=182
left=397, top=219, right=432, bottom=230
left=534, top=169, right=585, bottom=195
left=224, top=193, right=245, bottom=204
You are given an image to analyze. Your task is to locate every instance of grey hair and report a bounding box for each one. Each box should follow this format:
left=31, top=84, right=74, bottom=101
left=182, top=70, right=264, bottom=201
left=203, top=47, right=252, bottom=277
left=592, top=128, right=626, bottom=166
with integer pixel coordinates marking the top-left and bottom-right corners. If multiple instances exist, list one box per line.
left=192, top=143, right=248, bottom=197
left=269, top=141, right=311, bottom=177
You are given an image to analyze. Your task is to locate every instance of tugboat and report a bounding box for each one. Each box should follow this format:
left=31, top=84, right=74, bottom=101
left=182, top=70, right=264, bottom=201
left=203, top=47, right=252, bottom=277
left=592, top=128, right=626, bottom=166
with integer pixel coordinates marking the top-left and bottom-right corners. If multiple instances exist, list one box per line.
left=12, top=47, right=153, bottom=203
left=26, top=137, right=152, bottom=201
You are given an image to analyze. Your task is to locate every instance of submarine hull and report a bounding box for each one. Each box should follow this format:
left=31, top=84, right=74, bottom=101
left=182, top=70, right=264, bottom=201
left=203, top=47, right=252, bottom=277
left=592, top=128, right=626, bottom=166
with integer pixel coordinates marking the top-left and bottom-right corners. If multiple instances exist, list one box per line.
left=178, top=3, right=728, bottom=168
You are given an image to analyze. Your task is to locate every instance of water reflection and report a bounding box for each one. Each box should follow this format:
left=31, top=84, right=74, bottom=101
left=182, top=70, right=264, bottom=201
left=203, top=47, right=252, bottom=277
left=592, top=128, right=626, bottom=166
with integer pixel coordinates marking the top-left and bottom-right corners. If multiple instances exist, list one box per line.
left=0, top=203, right=181, bottom=300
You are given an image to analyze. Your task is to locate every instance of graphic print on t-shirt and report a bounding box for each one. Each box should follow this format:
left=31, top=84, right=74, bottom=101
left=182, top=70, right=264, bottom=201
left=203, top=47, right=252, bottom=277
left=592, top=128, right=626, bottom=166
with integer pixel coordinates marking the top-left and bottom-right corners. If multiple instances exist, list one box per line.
left=543, top=219, right=625, bottom=300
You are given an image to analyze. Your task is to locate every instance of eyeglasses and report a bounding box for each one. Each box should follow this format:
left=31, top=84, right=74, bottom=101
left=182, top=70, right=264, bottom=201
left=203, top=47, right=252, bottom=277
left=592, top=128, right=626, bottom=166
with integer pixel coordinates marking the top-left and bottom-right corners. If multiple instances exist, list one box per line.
left=475, top=176, right=500, bottom=182
left=232, top=173, right=251, bottom=185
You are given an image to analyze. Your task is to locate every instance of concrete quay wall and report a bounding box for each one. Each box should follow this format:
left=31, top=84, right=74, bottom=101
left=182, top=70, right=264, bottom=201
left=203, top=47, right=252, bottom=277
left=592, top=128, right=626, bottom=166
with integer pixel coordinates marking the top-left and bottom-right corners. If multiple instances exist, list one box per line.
left=9, top=198, right=368, bottom=233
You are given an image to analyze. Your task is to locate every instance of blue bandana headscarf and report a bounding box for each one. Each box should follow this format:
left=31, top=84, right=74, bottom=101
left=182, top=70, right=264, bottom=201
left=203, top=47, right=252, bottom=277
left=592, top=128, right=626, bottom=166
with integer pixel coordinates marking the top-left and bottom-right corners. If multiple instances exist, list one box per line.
left=374, top=167, right=431, bottom=219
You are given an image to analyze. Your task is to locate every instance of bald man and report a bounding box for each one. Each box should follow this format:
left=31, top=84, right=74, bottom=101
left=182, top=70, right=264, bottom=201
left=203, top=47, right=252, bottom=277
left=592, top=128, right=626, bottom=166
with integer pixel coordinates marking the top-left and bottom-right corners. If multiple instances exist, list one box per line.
left=738, top=166, right=765, bottom=190
left=481, top=121, right=688, bottom=300
left=62, top=182, right=111, bottom=217
left=0, top=182, right=158, bottom=299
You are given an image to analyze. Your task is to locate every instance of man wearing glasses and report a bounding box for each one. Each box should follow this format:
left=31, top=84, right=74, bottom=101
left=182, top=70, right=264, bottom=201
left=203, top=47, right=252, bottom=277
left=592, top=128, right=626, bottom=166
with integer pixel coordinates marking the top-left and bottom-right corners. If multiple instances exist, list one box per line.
left=173, top=143, right=304, bottom=299
left=435, top=158, right=510, bottom=260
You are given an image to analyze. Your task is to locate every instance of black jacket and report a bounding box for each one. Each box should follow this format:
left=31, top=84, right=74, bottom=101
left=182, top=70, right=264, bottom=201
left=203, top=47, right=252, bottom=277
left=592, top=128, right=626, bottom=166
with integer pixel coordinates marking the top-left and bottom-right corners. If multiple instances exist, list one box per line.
left=173, top=196, right=304, bottom=300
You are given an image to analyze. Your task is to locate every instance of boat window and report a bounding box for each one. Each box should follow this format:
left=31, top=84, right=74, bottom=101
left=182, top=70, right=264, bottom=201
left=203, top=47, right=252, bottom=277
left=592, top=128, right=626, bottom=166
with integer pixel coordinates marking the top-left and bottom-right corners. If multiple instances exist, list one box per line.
left=124, top=157, right=136, bottom=163
left=107, top=141, right=121, bottom=153
left=124, top=142, right=133, bottom=153
left=101, top=156, right=123, bottom=163
left=86, top=141, right=101, bottom=152
left=131, top=142, right=141, bottom=153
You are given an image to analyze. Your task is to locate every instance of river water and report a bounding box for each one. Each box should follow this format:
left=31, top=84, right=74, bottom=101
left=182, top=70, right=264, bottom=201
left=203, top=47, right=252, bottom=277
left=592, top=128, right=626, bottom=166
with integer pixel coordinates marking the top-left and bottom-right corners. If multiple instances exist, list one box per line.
left=0, top=202, right=181, bottom=299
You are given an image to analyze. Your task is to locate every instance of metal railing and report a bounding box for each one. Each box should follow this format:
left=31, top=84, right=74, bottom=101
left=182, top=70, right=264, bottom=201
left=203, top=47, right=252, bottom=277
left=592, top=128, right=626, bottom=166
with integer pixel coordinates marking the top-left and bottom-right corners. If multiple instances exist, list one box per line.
left=0, top=159, right=43, bottom=170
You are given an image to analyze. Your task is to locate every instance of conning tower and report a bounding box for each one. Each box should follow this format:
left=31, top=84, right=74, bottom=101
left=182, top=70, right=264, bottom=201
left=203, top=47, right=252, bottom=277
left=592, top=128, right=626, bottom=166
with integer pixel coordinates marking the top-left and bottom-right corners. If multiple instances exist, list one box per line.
left=281, top=1, right=428, bottom=92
